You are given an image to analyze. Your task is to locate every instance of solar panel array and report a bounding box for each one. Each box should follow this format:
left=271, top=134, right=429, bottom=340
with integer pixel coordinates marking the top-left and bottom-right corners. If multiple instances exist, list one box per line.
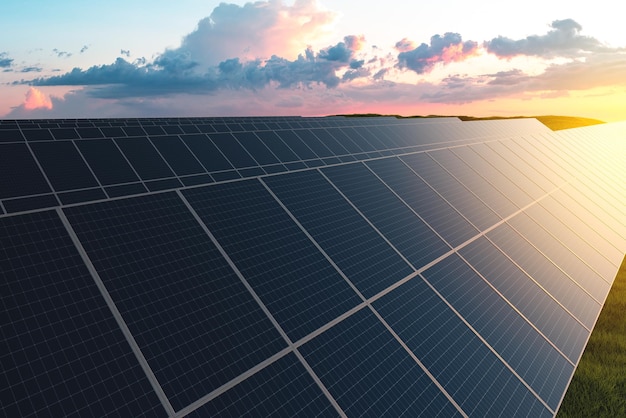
left=1, top=116, right=624, bottom=417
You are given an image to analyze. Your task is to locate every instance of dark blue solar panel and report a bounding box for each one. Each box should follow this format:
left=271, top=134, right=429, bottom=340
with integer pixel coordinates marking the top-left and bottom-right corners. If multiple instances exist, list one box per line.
left=2, top=194, right=59, bottom=213
left=428, top=148, right=518, bottom=218
left=459, top=237, right=589, bottom=362
left=190, top=353, right=337, bottom=417
left=295, top=130, right=334, bottom=158
left=22, top=128, right=54, bottom=141
left=0, top=129, right=24, bottom=142
left=183, top=180, right=360, bottom=342
left=115, top=137, right=175, bottom=180
left=300, top=307, right=463, bottom=417
left=365, top=157, right=478, bottom=247
left=122, top=126, right=147, bottom=137
left=401, top=153, right=501, bottom=230
left=312, top=128, right=351, bottom=155
left=0, top=143, right=52, bottom=199
left=374, top=276, right=553, bottom=417
left=422, top=254, right=573, bottom=409
left=487, top=223, right=600, bottom=329
left=469, top=143, right=546, bottom=200
left=76, top=127, right=104, bottom=139
left=232, top=131, right=280, bottom=165
left=76, top=138, right=140, bottom=185
left=64, top=193, right=286, bottom=411
left=145, top=178, right=183, bottom=191
left=58, top=188, right=106, bottom=205
left=0, top=211, right=166, bottom=417
left=265, top=170, right=414, bottom=298
left=208, top=133, right=258, bottom=168
left=255, top=130, right=300, bottom=162
left=180, top=133, right=234, bottom=172
left=149, top=136, right=205, bottom=176
left=50, top=127, right=80, bottom=139
left=322, top=163, right=450, bottom=269
left=533, top=192, right=622, bottom=280
left=276, top=130, right=318, bottom=160
left=325, top=127, right=367, bottom=153
left=451, top=145, right=533, bottom=209
left=30, top=141, right=99, bottom=191
left=508, top=212, right=609, bottom=301
left=105, top=183, right=148, bottom=197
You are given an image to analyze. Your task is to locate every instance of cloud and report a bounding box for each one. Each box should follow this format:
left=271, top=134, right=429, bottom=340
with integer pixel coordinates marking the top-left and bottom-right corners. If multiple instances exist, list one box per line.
left=80, top=45, right=89, bottom=54
left=21, top=66, right=43, bottom=73
left=485, top=19, right=614, bottom=58
left=396, top=32, right=479, bottom=74
left=120, top=49, right=131, bottom=57
left=53, top=48, right=72, bottom=58
left=0, top=52, right=13, bottom=68
left=29, top=34, right=369, bottom=96
left=23, top=87, right=53, bottom=110
left=168, top=0, right=336, bottom=67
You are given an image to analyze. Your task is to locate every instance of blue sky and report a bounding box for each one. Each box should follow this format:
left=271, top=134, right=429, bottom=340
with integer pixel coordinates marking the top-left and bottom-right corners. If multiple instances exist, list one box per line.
left=2, top=0, right=625, bottom=120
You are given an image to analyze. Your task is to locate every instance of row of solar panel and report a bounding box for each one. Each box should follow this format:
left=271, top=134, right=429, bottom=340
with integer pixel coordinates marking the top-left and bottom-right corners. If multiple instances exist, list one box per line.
left=0, top=121, right=550, bottom=214
left=3, top=133, right=620, bottom=418
left=0, top=116, right=453, bottom=137
left=0, top=118, right=545, bottom=144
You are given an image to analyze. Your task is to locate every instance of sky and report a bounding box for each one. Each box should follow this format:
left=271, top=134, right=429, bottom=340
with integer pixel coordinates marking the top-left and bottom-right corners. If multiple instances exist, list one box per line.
left=1, top=0, right=625, bottom=120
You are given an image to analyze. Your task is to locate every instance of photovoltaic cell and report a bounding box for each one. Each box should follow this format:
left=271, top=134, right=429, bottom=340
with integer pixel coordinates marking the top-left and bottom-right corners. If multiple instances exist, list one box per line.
left=208, top=132, right=258, bottom=168
left=30, top=141, right=99, bottom=191
left=422, top=254, right=573, bottom=410
left=76, top=138, right=140, bottom=185
left=0, top=143, right=51, bottom=199
left=180, top=134, right=234, bottom=172
left=149, top=136, right=205, bottom=176
left=0, top=116, right=623, bottom=417
left=255, top=130, right=300, bottom=162
left=401, top=153, right=501, bottom=230
left=64, top=192, right=286, bottom=411
left=374, top=276, right=553, bottom=418
left=189, top=353, right=337, bottom=417
left=459, top=237, right=589, bottom=362
left=264, top=170, right=414, bottom=298
left=115, top=137, right=175, bottom=180
left=0, top=210, right=166, bottom=417
left=321, top=163, right=450, bottom=269
left=428, top=148, right=518, bottom=218
left=232, top=131, right=280, bottom=165
left=487, top=223, right=600, bottom=328
left=300, top=307, right=463, bottom=417
left=366, top=157, right=478, bottom=247
left=508, top=212, right=610, bottom=301
left=183, top=180, right=360, bottom=342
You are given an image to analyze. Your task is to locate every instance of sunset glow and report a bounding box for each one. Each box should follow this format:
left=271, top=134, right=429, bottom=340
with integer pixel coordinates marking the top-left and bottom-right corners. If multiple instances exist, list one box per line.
left=1, top=0, right=625, bottom=120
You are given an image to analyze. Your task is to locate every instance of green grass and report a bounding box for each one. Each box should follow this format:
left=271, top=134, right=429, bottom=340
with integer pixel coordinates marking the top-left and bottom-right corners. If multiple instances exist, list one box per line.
left=557, top=257, right=626, bottom=417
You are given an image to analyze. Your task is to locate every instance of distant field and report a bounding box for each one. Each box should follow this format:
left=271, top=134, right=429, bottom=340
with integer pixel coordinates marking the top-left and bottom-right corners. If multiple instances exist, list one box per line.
left=457, top=115, right=605, bottom=131
left=337, top=114, right=606, bottom=131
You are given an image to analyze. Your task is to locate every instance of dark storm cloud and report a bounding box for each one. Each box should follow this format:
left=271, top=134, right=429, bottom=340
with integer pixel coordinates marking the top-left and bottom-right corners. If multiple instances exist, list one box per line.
left=396, top=32, right=478, bottom=74
left=484, top=19, right=614, bottom=58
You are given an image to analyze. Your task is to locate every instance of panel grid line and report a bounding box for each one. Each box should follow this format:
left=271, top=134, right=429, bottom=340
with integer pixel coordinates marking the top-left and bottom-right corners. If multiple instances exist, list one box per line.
left=55, top=207, right=175, bottom=417
left=175, top=190, right=347, bottom=418
left=258, top=177, right=468, bottom=418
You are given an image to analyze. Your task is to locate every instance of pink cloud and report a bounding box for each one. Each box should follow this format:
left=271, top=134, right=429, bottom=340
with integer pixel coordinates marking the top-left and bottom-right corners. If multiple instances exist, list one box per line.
left=172, top=0, right=338, bottom=68
left=24, top=87, right=53, bottom=110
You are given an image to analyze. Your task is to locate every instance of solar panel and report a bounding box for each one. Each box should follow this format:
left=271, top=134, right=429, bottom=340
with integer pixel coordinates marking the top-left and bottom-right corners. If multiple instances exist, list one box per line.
left=0, top=116, right=624, bottom=417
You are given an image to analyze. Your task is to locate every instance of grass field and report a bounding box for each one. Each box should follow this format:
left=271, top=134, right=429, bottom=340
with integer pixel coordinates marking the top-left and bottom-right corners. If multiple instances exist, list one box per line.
left=557, top=257, right=626, bottom=417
